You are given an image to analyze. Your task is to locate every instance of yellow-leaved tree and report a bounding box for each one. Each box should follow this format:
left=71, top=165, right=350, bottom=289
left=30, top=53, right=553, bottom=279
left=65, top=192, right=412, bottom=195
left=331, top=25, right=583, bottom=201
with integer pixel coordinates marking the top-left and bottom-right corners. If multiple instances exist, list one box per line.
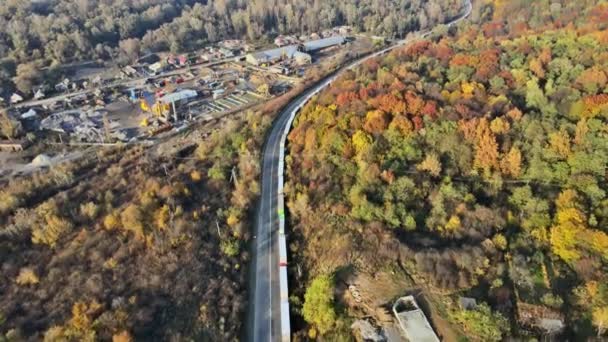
left=550, top=190, right=585, bottom=263
left=417, top=153, right=442, bottom=177
left=473, top=118, right=499, bottom=175
left=593, top=306, right=608, bottom=338
left=500, top=147, right=522, bottom=178
left=550, top=190, right=608, bottom=265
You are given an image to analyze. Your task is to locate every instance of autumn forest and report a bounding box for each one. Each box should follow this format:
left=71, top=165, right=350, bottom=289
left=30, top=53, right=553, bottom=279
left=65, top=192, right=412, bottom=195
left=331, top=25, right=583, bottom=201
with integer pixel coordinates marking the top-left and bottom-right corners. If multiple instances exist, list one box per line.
left=286, top=0, right=608, bottom=340
left=0, top=0, right=607, bottom=341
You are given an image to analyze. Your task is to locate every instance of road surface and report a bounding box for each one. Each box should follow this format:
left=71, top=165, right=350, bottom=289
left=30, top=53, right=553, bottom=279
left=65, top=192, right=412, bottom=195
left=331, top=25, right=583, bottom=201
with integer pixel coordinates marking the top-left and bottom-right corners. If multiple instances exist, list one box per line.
left=248, top=3, right=472, bottom=341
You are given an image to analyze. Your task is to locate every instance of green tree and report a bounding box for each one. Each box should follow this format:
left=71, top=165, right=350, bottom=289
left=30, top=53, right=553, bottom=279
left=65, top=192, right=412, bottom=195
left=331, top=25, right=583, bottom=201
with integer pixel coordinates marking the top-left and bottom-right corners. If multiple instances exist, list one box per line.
left=526, top=79, right=556, bottom=116
left=302, top=274, right=337, bottom=335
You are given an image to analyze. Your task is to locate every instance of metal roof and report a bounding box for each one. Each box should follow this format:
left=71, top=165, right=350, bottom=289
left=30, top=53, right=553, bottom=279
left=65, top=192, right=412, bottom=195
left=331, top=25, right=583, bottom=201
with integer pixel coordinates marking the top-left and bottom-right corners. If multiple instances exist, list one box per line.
left=160, top=89, right=197, bottom=104
left=293, top=51, right=311, bottom=60
left=303, top=36, right=345, bottom=52
left=247, top=36, right=343, bottom=63
left=250, top=45, right=300, bottom=62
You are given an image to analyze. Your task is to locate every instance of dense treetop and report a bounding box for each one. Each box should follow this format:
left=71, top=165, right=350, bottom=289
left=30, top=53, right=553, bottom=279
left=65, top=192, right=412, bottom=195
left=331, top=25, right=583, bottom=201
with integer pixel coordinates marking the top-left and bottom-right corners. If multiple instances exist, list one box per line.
left=287, top=0, right=608, bottom=339
left=0, top=0, right=462, bottom=98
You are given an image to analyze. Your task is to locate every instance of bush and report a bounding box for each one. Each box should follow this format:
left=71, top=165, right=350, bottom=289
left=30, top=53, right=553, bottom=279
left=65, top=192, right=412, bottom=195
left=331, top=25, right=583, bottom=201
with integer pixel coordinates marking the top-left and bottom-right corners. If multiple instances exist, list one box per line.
left=0, top=191, right=20, bottom=216
left=220, top=239, right=239, bottom=257
left=190, top=170, right=202, bottom=182
left=103, top=211, right=121, bottom=231
left=208, top=163, right=226, bottom=181
left=80, top=202, right=100, bottom=220
left=450, top=303, right=510, bottom=342
left=120, top=204, right=145, bottom=240
left=31, top=202, right=73, bottom=248
left=16, top=268, right=39, bottom=286
left=112, top=331, right=133, bottom=342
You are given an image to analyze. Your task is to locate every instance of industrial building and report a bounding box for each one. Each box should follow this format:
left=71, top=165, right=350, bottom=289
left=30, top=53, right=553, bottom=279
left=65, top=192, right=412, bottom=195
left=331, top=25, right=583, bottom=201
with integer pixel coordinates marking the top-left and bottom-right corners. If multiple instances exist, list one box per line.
left=140, top=89, right=198, bottom=122
left=246, top=36, right=345, bottom=66
left=159, top=89, right=198, bottom=105
left=303, top=36, right=346, bottom=52
left=246, top=45, right=311, bottom=66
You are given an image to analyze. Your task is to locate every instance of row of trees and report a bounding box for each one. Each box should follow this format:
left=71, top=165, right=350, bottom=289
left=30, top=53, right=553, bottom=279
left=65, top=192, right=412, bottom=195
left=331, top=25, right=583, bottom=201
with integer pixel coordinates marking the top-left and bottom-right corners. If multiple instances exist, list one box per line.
left=289, top=0, right=608, bottom=339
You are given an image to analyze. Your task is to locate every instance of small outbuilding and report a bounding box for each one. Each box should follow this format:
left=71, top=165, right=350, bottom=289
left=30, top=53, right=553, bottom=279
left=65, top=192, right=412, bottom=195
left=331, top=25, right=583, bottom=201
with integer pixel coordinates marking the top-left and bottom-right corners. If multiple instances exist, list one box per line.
left=10, top=93, right=24, bottom=104
left=34, top=89, right=46, bottom=100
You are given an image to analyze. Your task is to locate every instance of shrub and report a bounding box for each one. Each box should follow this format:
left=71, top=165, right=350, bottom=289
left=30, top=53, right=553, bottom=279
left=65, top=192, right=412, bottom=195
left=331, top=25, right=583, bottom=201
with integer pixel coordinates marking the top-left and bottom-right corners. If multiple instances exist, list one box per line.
left=112, top=331, right=133, bottom=342
left=154, top=205, right=170, bottom=230
left=43, top=326, right=65, bottom=342
left=106, top=165, right=124, bottom=178
left=80, top=202, right=99, bottom=220
left=208, top=163, right=226, bottom=181
left=0, top=191, right=20, bottom=215
left=31, top=204, right=73, bottom=248
left=190, top=170, right=202, bottom=182
left=103, top=211, right=121, bottom=231
left=450, top=303, right=510, bottom=342
left=220, top=239, right=239, bottom=257
left=16, top=268, right=39, bottom=286
left=120, top=204, right=145, bottom=240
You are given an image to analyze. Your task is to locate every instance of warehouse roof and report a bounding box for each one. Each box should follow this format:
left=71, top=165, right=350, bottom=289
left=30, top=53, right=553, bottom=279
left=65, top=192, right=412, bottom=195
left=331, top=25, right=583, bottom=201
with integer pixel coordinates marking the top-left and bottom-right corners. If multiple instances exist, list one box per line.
left=250, top=45, right=300, bottom=62
left=303, top=36, right=345, bottom=52
left=160, top=89, right=198, bottom=104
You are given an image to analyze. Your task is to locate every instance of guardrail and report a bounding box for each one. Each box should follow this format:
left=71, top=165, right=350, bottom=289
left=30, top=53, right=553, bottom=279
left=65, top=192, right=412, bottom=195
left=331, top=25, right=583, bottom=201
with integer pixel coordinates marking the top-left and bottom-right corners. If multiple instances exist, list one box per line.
left=274, top=1, right=471, bottom=340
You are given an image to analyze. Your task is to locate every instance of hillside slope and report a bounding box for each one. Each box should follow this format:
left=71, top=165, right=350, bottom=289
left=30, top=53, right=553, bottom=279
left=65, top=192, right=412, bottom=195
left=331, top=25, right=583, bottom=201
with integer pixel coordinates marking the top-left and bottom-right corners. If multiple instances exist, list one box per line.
left=285, top=0, right=608, bottom=340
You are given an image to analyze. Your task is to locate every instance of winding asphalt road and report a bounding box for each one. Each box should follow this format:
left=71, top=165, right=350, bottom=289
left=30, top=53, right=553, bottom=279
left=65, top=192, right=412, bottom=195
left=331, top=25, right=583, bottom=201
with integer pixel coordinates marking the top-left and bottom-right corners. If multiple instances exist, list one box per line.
left=247, top=2, right=472, bottom=341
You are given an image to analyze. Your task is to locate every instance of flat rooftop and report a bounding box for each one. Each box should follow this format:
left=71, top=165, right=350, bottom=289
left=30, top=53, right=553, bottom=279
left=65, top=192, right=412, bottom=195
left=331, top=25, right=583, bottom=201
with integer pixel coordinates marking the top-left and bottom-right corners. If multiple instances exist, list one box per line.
left=395, top=310, right=440, bottom=342
left=393, top=296, right=439, bottom=342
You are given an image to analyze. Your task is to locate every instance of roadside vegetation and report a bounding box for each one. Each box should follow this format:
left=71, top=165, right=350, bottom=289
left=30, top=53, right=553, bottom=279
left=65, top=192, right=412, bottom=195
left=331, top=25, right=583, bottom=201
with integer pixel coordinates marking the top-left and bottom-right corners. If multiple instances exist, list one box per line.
left=0, top=39, right=381, bottom=339
left=285, top=0, right=608, bottom=340
left=0, top=111, right=263, bottom=339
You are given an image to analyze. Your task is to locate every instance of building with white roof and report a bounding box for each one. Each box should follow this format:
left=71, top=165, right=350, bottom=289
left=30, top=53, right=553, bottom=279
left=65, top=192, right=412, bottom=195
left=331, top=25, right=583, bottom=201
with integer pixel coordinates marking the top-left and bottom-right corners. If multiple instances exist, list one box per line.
left=246, top=45, right=311, bottom=66
left=303, top=36, right=345, bottom=52
left=393, top=296, right=440, bottom=342
left=245, top=36, right=345, bottom=66
left=10, top=93, right=24, bottom=104
left=159, top=89, right=198, bottom=104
